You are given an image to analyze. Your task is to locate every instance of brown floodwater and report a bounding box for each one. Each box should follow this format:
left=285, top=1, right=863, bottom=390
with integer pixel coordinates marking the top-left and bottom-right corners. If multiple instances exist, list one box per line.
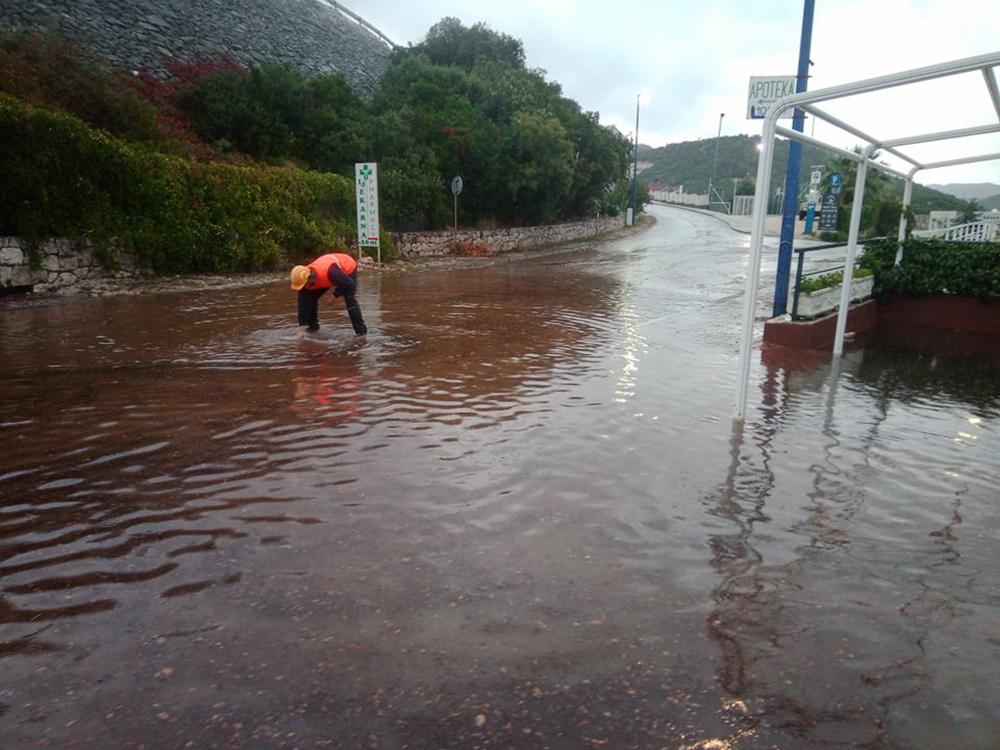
left=1, top=205, right=998, bottom=749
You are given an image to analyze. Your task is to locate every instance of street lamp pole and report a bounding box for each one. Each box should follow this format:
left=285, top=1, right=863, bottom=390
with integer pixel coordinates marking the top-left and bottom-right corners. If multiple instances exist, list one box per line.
left=629, top=94, right=640, bottom=226
left=708, top=112, right=724, bottom=211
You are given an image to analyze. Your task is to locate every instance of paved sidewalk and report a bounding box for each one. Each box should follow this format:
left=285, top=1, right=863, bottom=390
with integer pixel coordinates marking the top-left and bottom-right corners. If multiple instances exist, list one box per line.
left=654, top=203, right=814, bottom=239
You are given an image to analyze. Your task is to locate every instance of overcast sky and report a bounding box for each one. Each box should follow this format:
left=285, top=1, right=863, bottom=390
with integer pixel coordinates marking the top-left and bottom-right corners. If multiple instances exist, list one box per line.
left=348, top=0, right=1000, bottom=186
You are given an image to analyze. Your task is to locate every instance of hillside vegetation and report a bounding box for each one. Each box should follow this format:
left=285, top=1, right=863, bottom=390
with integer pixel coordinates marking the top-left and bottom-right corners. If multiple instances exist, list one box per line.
left=980, top=194, right=1000, bottom=210
left=0, top=21, right=636, bottom=272
left=639, top=135, right=967, bottom=214
left=927, top=183, right=1000, bottom=201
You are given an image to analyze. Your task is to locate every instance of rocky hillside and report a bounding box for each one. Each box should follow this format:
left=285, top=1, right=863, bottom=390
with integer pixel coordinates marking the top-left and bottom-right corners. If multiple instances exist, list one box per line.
left=0, top=0, right=392, bottom=97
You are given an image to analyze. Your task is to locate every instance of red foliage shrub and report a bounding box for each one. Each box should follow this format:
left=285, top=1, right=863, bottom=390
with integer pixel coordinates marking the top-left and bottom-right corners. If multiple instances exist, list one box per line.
left=0, top=31, right=158, bottom=141
left=127, top=55, right=248, bottom=160
left=165, top=54, right=246, bottom=85
left=453, top=239, right=494, bottom=256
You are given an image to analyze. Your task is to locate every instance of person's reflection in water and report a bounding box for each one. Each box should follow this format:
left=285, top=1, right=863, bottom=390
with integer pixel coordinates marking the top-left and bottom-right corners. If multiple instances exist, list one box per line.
left=291, top=359, right=362, bottom=423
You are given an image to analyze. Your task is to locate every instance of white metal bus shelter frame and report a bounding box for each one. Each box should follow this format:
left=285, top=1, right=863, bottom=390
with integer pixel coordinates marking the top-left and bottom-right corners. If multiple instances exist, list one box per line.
left=735, top=51, right=1000, bottom=422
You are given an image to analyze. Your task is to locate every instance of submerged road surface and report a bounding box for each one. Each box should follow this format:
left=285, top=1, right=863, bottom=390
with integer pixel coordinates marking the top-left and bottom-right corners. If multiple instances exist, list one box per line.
left=2, top=205, right=998, bottom=749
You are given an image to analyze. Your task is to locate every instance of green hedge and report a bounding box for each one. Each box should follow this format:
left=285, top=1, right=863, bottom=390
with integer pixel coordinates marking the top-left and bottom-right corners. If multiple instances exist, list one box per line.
left=798, top=266, right=872, bottom=295
left=0, top=94, right=368, bottom=273
left=861, top=237, right=1000, bottom=301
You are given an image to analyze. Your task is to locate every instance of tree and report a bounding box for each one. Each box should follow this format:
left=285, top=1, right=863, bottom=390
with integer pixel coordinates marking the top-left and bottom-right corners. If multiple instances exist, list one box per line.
left=500, top=111, right=575, bottom=223
left=176, top=63, right=371, bottom=171
left=409, top=17, right=525, bottom=70
left=296, top=74, right=372, bottom=174
left=374, top=33, right=630, bottom=228
left=171, top=17, right=635, bottom=230
left=369, top=108, right=449, bottom=230
left=549, top=99, right=632, bottom=217
left=959, top=198, right=982, bottom=223
left=825, top=149, right=900, bottom=236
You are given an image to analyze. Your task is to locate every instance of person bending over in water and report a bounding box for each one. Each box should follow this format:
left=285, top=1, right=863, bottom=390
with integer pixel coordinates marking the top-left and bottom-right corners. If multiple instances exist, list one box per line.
left=290, top=253, right=368, bottom=337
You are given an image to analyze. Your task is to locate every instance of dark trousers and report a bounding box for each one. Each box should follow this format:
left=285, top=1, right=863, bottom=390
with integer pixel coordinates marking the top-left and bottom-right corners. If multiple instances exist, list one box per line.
left=297, top=272, right=368, bottom=335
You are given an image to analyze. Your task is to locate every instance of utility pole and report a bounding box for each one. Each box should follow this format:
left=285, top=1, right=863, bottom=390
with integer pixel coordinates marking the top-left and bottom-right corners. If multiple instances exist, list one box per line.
left=772, top=0, right=815, bottom=317
left=708, top=112, right=724, bottom=211
left=629, top=94, right=640, bottom=227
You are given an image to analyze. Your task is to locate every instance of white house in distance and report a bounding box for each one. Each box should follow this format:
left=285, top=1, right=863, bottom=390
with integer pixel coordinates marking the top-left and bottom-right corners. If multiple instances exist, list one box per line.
left=928, top=210, right=960, bottom=229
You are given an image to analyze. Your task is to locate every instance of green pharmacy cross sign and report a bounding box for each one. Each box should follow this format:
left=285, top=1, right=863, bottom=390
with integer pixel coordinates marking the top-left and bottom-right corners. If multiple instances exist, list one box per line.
left=354, top=162, right=381, bottom=258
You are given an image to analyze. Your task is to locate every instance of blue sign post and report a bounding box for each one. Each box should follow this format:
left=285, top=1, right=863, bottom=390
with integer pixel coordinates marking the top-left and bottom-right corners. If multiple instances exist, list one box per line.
left=771, top=0, right=815, bottom=318
left=804, top=202, right=816, bottom=233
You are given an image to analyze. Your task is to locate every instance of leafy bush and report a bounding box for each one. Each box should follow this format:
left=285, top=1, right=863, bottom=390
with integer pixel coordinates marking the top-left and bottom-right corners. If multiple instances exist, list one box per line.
left=374, top=23, right=632, bottom=228
left=0, top=95, right=355, bottom=272
left=3, top=19, right=636, bottom=240
left=376, top=151, right=451, bottom=231
left=130, top=56, right=248, bottom=156
left=176, top=63, right=372, bottom=171
left=0, top=31, right=159, bottom=142
left=861, top=237, right=1000, bottom=301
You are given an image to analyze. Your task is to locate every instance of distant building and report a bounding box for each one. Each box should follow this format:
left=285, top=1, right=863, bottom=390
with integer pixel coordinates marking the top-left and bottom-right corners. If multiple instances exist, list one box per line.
left=628, top=161, right=654, bottom=179
left=646, top=180, right=676, bottom=193
left=928, top=210, right=960, bottom=229
left=648, top=183, right=708, bottom=208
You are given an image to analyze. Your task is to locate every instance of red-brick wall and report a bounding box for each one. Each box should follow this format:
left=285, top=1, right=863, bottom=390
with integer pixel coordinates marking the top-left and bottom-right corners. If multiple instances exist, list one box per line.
left=763, top=295, right=1000, bottom=354
left=878, top=295, right=1000, bottom=335
left=763, top=300, right=879, bottom=350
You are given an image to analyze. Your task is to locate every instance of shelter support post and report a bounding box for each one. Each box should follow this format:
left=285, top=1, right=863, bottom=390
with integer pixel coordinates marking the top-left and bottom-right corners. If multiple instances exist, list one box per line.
left=734, top=118, right=778, bottom=422
left=985, top=67, right=1000, bottom=121
left=833, top=156, right=869, bottom=356
left=731, top=50, right=1000, bottom=421
left=896, top=176, right=915, bottom=264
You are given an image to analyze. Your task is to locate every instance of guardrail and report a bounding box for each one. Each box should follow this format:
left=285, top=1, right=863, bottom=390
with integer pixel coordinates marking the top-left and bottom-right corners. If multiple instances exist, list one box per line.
left=648, top=191, right=709, bottom=207
left=319, top=0, right=396, bottom=48
left=913, top=219, right=1000, bottom=242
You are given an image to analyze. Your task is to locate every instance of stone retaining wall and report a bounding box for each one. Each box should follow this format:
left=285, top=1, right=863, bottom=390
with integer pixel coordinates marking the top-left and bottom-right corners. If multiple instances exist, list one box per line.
left=0, top=237, right=138, bottom=295
left=1, top=0, right=393, bottom=98
left=392, top=215, right=623, bottom=258
left=1, top=215, right=627, bottom=294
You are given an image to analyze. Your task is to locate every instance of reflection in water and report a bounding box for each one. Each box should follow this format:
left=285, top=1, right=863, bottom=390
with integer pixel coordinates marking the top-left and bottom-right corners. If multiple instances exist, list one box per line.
left=613, top=299, right=646, bottom=405
left=291, top=359, right=362, bottom=422
left=1, top=209, right=998, bottom=747
left=703, top=344, right=999, bottom=748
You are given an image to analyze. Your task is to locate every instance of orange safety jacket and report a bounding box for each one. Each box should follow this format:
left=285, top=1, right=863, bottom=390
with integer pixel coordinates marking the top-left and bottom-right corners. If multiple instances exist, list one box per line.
left=305, top=253, right=358, bottom=290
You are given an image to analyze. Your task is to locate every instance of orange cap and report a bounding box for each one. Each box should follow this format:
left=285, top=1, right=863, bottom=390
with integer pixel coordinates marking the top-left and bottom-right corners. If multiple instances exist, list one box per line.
left=290, top=265, right=310, bottom=291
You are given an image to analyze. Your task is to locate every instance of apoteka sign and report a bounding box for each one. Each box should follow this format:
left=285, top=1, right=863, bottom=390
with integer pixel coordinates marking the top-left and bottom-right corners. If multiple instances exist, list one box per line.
left=747, top=76, right=796, bottom=120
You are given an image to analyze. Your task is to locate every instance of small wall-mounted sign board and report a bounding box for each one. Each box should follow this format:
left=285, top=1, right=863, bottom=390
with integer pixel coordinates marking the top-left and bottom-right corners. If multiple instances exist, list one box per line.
left=747, top=76, right=796, bottom=120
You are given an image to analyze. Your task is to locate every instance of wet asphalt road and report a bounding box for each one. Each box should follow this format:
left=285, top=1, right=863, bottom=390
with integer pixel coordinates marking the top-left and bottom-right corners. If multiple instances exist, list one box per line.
left=1, top=205, right=998, bottom=748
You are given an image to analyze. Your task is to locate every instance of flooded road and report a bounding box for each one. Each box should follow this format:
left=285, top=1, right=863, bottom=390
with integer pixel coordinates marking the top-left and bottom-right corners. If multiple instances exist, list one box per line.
left=2, top=205, right=998, bottom=749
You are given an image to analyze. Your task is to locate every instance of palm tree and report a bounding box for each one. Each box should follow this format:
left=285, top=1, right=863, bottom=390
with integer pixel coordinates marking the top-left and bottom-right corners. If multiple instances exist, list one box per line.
left=826, top=148, right=898, bottom=235
left=959, top=199, right=982, bottom=224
